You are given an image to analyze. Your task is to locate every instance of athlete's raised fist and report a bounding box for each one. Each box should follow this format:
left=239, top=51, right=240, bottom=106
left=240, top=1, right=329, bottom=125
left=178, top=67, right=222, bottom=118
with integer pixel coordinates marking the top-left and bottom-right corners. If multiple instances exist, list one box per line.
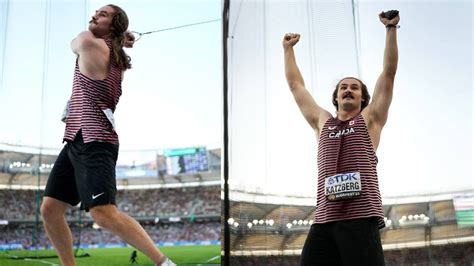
left=283, top=33, right=301, bottom=49
left=379, top=10, right=400, bottom=27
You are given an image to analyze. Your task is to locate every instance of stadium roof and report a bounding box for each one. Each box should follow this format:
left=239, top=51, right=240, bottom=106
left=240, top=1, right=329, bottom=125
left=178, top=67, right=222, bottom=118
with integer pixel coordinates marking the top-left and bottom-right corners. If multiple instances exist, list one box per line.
left=0, top=147, right=221, bottom=189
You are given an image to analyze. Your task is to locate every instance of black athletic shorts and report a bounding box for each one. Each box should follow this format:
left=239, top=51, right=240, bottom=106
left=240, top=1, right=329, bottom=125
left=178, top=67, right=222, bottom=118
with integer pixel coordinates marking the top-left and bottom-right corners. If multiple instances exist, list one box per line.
left=299, top=217, right=385, bottom=266
left=44, top=130, right=119, bottom=211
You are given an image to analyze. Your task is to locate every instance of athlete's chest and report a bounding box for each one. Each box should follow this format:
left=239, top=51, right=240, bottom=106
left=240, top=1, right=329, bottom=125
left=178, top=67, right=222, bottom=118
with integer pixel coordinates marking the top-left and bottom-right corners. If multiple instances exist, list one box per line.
left=320, top=117, right=366, bottom=144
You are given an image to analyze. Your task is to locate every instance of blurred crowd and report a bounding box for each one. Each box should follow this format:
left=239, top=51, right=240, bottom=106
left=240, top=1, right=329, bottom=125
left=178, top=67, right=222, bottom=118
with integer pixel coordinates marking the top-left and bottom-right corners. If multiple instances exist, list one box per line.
left=0, top=186, right=220, bottom=220
left=117, top=186, right=220, bottom=217
left=1, top=221, right=220, bottom=248
left=383, top=244, right=474, bottom=265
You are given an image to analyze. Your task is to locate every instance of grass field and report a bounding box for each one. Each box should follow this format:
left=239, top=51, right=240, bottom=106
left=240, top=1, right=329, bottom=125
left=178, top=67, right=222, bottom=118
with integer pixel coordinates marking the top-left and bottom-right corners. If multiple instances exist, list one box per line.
left=0, top=245, right=220, bottom=266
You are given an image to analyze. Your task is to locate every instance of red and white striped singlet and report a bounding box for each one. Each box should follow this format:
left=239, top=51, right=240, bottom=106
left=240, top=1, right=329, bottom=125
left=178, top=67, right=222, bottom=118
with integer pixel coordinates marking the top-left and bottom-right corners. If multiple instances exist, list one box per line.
left=314, top=113, right=385, bottom=228
left=63, top=38, right=122, bottom=145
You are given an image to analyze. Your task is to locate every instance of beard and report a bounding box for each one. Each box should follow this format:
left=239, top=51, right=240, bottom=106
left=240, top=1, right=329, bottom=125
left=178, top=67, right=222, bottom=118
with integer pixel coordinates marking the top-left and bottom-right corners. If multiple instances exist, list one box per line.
left=88, top=24, right=111, bottom=38
left=339, top=100, right=361, bottom=112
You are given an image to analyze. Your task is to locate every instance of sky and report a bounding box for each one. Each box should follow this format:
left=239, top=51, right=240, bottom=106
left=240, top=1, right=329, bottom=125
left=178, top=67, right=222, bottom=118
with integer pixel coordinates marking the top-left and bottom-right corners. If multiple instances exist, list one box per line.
left=227, top=0, right=473, bottom=199
left=358, top=0, right=472, bottom=197
left=0, top=0, right=222, bottom=159
left=0, top=0, right=472, bottom=198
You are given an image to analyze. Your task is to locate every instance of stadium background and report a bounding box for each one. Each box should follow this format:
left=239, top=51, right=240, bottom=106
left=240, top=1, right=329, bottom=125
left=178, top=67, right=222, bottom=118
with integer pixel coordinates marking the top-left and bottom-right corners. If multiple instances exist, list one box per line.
left=226, top=0, right=473, bottom=265
left=1, top=0, right=473, bottom=265
left=0, top=147, right=221, bottom=265
left=0, top=0, right=222, bottom=265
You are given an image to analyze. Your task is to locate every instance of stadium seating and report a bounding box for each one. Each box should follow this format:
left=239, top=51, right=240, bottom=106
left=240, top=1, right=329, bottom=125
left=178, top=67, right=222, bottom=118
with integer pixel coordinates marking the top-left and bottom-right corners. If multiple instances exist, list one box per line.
left=228, top=197, right=474, bottom=264
left=0, top=186, right=220, bottom=248
left=1, top=221, right=220, bottom=248
left=0, top=186, right=220, bottom=220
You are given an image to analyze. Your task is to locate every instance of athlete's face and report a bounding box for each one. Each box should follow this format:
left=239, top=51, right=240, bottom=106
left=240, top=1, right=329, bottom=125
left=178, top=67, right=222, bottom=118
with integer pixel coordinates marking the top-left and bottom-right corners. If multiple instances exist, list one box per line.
left=88, top=6, right=115, bottom=38
left=336, top=78, right=364, bottom=112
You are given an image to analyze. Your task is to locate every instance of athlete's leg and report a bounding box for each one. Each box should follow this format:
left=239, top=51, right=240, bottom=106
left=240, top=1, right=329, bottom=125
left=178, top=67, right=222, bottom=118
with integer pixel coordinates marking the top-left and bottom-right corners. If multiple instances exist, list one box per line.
left=41, top=197, right=76, bottom=266
left=299, top=223, right=342, bottom=266
left=42, top=143, right=80, bottom=266
left=71, top=136, right=174, bottom=265
left=90, top=204, right=168, bottom=264
left=334, top=217, right=385, bottom=266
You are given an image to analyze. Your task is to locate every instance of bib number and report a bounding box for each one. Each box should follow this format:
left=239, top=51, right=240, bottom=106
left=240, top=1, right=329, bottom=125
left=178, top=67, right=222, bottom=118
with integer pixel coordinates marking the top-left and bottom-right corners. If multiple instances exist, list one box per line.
left=103, top=108, right=116, bottom=131
left=325, top=172, right=362, bottom=201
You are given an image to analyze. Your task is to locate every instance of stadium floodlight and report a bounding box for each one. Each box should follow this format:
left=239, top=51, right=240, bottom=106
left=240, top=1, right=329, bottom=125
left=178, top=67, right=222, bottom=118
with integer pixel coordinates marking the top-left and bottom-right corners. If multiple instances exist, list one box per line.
left=169, top=217, right=181, bottom=222
left=303, top=220, right=308, bottom=225
left=420, top=214, right=426, bottom=219
left=252, top=219, right=258, bottom=225
left=247, top=222, right=253, bottom=228
left=269, top=219, right=274, bottom=226
left=264, top=219, right=273, bottom=226
left=258, top=220, right=264, bottom=225
left=234, top=222, right=239, bottom=228
left=298, top=220, right=303, bottom=225
left=399, top=213, right=430, bottom=226
left=292, top=220, right=297, bottom=225
left=227, top=218, right=235, bottom=225
left=286, top=223, right=292, bottom=229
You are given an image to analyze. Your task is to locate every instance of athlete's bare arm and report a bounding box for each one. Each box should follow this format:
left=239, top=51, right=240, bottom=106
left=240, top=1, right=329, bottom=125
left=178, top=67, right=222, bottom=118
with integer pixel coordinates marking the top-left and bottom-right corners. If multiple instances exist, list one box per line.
left=71, top=31, right=110, bottom=80
left=362, top=12, right=400, bottom=151
left=283, top=33, right=332, bottom=135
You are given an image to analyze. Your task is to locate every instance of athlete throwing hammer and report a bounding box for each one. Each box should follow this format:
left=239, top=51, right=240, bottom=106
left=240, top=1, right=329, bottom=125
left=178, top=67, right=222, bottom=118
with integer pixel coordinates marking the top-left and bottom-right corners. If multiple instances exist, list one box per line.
left=41, top=5, right=175, bottom=266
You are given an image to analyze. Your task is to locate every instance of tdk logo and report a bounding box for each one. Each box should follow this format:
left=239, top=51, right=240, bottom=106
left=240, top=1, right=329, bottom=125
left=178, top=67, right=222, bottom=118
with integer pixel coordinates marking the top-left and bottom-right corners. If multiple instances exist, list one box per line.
left=329, top=173, right=358, bottom=183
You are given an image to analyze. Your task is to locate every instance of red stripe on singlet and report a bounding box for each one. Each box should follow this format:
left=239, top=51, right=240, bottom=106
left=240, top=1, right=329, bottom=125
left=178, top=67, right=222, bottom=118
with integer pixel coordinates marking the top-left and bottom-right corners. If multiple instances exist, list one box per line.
left=314, top=114, right=385, bottom=228
left=63, top=38, right=122, bottom=145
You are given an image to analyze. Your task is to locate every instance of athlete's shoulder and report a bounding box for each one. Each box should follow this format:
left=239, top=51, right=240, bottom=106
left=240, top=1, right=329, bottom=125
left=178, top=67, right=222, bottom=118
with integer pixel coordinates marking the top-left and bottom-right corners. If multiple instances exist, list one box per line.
left=317, top=114, right=335, bottom=139
left=72, top=31, right=108, bottom=55
left=317, top=109, right=333, bottom=130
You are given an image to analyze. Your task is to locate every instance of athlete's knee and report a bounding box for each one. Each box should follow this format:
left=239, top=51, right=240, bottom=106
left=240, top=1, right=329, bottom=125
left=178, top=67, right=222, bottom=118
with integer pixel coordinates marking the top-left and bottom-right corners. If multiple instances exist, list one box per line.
left=90, top=204, right=120, bottom=229
left=40, top=201, right=53, bottom=219
left=40, top=197, right=67, bottom=220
